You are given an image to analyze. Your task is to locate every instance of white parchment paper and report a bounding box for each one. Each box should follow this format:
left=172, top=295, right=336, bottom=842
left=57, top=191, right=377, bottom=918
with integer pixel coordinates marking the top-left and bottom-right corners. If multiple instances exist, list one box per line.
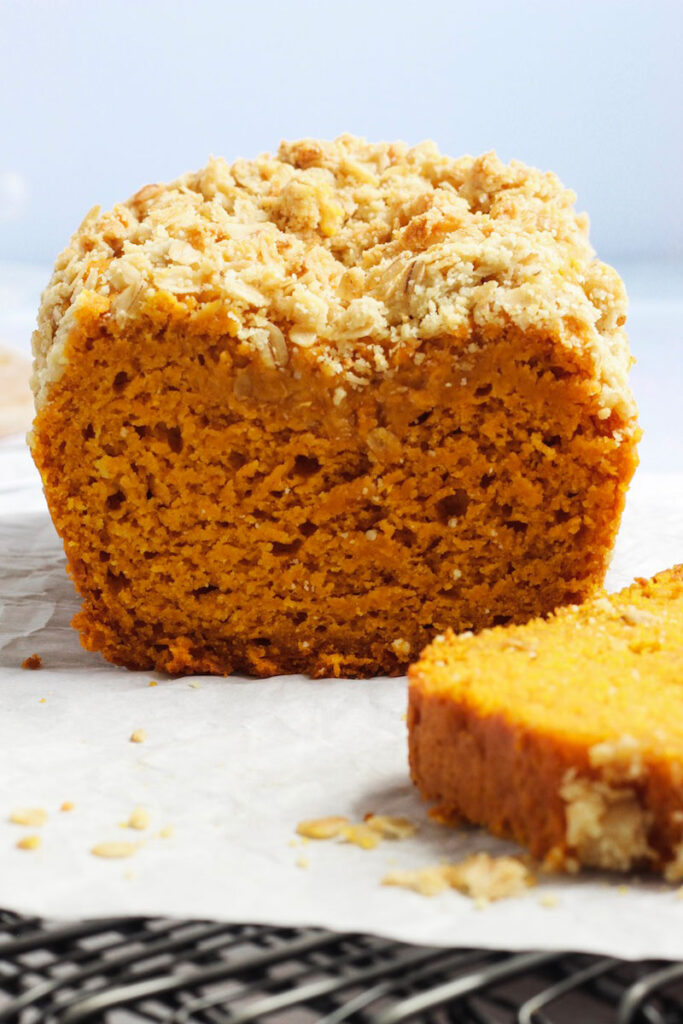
left=2, top=435, right=683, bottom=960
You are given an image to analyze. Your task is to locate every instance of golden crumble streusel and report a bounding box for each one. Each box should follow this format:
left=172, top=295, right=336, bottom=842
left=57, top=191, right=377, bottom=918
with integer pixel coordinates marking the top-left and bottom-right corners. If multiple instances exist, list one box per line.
left=33, top=136, right=632, bottom=417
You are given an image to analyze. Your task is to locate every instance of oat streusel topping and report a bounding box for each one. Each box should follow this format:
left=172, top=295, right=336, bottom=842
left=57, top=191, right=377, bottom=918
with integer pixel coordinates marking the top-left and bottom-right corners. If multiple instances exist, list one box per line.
left=32, top=136, right=632, bottom=418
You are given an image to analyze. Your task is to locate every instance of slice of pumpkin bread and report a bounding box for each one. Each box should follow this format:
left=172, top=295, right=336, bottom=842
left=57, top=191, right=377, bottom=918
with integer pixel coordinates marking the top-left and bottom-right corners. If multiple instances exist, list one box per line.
left=30, top=136, right=638, bottom=677
left=408, top=566, right=683, bottom=876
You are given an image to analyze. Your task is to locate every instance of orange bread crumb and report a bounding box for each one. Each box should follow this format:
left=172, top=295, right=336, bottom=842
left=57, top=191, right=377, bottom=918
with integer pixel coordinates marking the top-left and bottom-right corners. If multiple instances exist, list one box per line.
left=30, top=137, right=638, bottom=677
left=409, top=566, right=683, bottom=877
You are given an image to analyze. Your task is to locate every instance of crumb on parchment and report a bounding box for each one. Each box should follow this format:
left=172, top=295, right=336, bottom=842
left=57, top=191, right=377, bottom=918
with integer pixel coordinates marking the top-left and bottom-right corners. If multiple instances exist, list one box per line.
left=295, top=813, right=418, bottom=847
left=130, top=729, right=147, bottom=743
left=126, top=807, right=150, bottom=831
left=365, top=814, right=418, bottom=840
left=10, top=808, right=48, bottom=827
left=60, top=801, right=75, bottom=812
left=296, top=816, right=349, bottom=840
left=16, top=835, right=42, bottom=851
left=341, top=823, right=382, bottom=850
left=91, top=841, right=138, bottom=859
left=383, top=853, right=535, bottom=905
left=21, top=654, right=42, bottom=670
left=382, top=864, right=450, bottom=897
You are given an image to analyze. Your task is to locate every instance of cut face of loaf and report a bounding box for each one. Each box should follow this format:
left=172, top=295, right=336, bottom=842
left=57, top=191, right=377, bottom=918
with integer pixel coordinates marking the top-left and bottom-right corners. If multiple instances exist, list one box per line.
left=408, top=566, right=683, bottom=877
left=30, top=311, right=637, bottom=677
left=29, top=137, right=639, bottom=677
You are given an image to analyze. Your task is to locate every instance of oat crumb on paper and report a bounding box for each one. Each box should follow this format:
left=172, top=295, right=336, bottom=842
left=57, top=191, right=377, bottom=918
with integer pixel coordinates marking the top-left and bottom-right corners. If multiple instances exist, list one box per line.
left=60, top=801, right=75, bottom=812
left=148, top=680, right=158, bottom=687
left=295, top=813, right=417, bottom=847
left=10, top=807, right=48, bottom=827
left=296, top=855, right=309, bottom=869
left=130, top=729, right=147, bottom=743
left=446, top=853, right=535, bottom=904
left=126, top=807, right=150, bottom=831
left=365, top=814, right=418, bottom=840
left=91, top=841, right=138, bottom=859
left=38, top=698, right=46, bottom=704
left=383, top=865, right=451, bottom=897
left=383, top=853, right=534, bottom=904
left=21, top=654, right=42, bottom=670
left=341, top=823, right=382, bottom=850
left=16, top=835, right=42, bottom=851
left=539, top=893, right=559, bottom=908
left=159, top=825, right=174, bottom=839
left=296, top=816, right=349, bottom=840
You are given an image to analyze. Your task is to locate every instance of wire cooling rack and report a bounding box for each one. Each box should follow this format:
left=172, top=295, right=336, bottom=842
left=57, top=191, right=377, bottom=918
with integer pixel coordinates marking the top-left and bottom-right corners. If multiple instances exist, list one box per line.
left=1, top=912, right=683, bottom=1023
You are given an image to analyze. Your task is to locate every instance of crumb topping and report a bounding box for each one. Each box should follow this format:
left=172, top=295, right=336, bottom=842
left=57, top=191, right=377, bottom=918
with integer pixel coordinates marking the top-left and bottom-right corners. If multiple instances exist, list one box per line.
left=588, top=734, right=644, bottom=782
left=560, top=767, right=653, bottom=871
left=32, top=135, right=633, bottom=420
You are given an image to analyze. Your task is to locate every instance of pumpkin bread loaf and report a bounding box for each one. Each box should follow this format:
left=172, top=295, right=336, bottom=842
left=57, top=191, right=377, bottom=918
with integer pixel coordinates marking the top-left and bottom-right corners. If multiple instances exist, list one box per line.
left=30, top=136, right=639, bottom=677
left=409, top=566, right=683, bottom=877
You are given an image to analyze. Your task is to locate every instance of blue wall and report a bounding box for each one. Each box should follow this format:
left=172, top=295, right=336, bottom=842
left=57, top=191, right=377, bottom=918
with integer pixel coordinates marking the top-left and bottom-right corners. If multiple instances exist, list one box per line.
left=1, top=0, right=681, bottom=264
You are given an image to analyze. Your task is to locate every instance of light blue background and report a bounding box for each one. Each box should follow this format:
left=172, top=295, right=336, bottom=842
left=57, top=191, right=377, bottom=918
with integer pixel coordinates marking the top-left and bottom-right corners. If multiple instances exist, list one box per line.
left=1, top=0, right=681, bottom=266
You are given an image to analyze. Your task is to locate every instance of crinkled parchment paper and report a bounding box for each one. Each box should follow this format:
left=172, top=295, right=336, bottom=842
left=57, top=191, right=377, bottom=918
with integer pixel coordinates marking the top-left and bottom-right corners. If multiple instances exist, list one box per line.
left=2, top=436, right=683, bottom=959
